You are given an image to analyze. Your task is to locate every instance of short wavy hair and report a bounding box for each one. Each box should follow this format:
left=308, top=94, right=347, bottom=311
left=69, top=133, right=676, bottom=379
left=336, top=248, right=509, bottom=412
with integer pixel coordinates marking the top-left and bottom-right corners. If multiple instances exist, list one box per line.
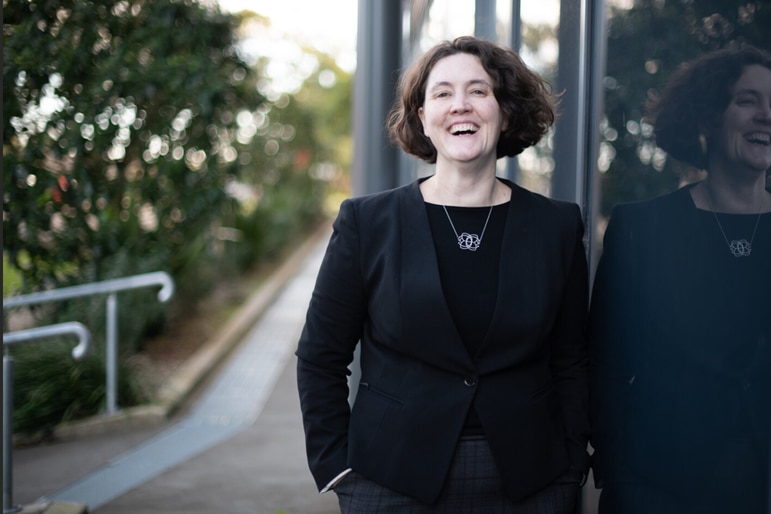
left=387, top=36, right=558, bottom=164
left=648, top=45, right=771, bottom=170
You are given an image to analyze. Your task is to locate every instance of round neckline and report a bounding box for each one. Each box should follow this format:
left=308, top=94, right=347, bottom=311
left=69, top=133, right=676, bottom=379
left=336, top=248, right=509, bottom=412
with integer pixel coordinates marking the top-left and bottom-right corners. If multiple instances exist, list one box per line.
left=687, top=182, right=771, bottom=215
left=693, top=205, right=771, bottom=217
left=424, top=200, right=511, bottom=209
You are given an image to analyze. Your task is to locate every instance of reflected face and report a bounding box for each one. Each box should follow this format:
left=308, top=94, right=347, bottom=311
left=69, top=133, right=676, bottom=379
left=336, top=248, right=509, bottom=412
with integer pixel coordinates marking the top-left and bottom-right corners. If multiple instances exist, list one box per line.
left=714, top=64, right=771, bottom=173
left=418, top=53, right=505, bottom=168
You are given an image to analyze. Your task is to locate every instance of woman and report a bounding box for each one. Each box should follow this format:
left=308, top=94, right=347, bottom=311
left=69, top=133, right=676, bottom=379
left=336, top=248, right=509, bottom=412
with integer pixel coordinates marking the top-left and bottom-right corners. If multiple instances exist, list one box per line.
left=297, top=36, right=590, bottom=512
left=588, top=46, right=771, bottom=514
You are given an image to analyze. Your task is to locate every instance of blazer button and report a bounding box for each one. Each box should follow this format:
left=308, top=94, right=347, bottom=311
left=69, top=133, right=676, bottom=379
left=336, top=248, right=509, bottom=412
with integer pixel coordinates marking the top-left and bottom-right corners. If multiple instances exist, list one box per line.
left=464, top=376, right=477, bottom=387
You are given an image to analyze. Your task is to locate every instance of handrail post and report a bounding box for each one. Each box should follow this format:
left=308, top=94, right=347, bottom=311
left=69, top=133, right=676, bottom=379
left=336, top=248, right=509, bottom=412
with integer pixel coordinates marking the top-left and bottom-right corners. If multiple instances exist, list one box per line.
left=4, top=350, right=22, bottom=513
left=3, top=322, right=91, bottom=514
left=106, top=293, right=118, bottom=415
left=3, top=271, right=174, bottom=416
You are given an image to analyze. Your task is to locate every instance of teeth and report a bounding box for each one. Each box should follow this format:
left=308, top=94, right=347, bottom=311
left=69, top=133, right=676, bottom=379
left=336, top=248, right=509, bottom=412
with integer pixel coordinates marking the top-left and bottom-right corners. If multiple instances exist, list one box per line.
left=747, top=132, right=771, bottom=144
left=450, top=123, right=477, bottom=135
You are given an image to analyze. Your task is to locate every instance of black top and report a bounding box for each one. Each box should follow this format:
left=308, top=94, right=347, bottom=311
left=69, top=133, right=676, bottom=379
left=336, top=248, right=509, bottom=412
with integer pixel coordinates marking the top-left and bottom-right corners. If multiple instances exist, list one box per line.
left=426, top=201, right=509, bottom=435
left=589, top=183, right=771, bottom=512
left=425, top=201, right=509, bottom=355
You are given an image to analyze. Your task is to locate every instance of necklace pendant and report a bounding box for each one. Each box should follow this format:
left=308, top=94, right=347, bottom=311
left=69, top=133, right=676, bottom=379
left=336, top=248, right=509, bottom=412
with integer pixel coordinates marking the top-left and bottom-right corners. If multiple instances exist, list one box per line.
left=706, top=190, right=762, bottom=259
left=457, top=232, right=481, bottom=251
left=442, top=202, right=493, bottom=252
left=728, top=239, right=752, bottom=257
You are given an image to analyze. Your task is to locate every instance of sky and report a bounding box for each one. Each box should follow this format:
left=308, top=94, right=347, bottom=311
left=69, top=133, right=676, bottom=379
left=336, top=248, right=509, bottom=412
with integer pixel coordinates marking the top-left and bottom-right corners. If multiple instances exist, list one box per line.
left=215, top=0, right=561, bottom=92
left=216, top=0, right=562, bottom=58
left=217, top=0, right=358, bottom=70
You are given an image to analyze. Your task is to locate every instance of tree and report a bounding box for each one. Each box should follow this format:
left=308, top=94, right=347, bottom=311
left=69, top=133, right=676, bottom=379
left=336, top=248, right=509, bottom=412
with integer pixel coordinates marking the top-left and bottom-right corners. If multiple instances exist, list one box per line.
left=3, top=1, right=347, bottom=430
left=216, top=45, right=352, bottom=269
left=3, top=0, right=264, bottom=298
left=599, top=0, right=771, bottom=216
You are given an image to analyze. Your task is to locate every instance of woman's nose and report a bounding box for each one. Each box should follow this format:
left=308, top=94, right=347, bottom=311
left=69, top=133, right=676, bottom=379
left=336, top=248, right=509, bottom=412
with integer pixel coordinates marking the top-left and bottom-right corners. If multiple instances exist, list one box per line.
left=450, top=93, right=470, bottom=113
left=756, top=102, right=771, bottom=123
left=754, top=96, right=771, bottom=123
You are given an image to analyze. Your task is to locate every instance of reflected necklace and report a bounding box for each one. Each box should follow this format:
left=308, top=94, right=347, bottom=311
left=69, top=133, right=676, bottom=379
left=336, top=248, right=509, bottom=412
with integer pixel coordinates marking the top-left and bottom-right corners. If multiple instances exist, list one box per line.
left=705, top=189, right=762, bottom=258
left=442, top=203, right=494, bottom=252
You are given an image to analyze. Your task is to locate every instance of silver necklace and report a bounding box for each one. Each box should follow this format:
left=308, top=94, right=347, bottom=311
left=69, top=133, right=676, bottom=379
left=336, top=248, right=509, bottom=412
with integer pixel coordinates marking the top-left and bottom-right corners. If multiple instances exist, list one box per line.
left=442, top=203, right=494, bottom=251
left=705, top=189, right=762, bottom=257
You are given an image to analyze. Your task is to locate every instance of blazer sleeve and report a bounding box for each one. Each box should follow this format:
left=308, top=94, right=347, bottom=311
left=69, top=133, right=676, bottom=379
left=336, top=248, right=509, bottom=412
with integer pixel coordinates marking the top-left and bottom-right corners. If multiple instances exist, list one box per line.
left=296, top=199, right=367, bottom=491
left=587, top=204, right=643, bottom=486
left=549, top=203, right=591, bottom=475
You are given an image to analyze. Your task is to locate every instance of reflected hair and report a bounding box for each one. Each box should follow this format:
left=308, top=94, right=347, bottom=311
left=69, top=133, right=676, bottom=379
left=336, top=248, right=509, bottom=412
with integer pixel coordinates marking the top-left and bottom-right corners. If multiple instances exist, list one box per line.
left=648, top=45, right=771, bottom=170
left=387, top=36, right=558, bottom=164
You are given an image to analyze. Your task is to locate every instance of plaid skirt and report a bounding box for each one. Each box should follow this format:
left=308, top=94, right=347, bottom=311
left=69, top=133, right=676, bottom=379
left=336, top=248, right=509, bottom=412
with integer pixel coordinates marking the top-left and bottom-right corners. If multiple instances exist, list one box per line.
left=334, top=436, right=581, bottom=513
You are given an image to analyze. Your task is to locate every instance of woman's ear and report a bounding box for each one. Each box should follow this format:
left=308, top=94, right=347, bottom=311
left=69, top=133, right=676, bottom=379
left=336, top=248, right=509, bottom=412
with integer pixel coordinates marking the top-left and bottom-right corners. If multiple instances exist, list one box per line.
left=696, top=122, right=714, bottom=155
left=500, top=108, right=509, bottom=132
left=698, top=133, right=708, bottom=155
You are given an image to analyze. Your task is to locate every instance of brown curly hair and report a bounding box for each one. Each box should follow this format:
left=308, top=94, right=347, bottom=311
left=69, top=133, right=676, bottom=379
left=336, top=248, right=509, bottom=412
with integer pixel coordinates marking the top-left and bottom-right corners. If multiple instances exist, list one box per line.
left=387, top=36, right=559, bottom=164
left=648, top=45, right=771, bottom=170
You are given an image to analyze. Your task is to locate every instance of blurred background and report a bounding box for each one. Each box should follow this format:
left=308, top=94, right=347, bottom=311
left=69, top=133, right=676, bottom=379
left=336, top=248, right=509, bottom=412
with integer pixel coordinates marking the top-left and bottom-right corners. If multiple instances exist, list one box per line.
left=3, top=0, right=769, bottom=456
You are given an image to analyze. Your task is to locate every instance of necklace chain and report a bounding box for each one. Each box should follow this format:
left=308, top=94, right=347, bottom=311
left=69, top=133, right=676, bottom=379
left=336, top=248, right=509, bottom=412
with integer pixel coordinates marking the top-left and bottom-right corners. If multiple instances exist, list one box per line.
left=442, top=203, right=494, bottom=251
left=705, top=188, right=762, bottom=258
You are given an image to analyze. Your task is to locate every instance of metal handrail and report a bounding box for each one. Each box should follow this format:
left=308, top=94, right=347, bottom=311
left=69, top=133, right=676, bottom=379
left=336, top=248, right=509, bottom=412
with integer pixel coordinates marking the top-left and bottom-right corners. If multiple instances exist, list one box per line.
left=3, top=322, right=92, bottom=359
left=3, top=271, right=174, bottom=414
left=2, top=271, right=174, bottom=308
left=3, top=322, right=93, bottom=514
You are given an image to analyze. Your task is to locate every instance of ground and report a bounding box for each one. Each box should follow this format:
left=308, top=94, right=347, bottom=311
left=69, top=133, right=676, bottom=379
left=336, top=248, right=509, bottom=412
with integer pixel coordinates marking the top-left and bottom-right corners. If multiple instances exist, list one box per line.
left=128, top=255, right=283, bottom=402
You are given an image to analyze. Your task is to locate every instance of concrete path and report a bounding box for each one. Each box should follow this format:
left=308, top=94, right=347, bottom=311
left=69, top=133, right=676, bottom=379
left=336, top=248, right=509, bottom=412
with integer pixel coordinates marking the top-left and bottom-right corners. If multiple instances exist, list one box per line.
left=12, top=230, right=338, bottom=514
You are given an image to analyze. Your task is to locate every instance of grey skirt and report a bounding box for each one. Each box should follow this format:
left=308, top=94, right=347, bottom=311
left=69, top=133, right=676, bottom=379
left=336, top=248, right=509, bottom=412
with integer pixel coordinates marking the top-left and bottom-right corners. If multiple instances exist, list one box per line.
left=334, top=437, right=581, bottom=513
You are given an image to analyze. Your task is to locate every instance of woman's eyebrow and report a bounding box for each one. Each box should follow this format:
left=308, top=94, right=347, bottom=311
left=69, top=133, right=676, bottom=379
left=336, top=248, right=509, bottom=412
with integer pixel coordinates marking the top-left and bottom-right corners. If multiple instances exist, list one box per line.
left=427, top=79, right=492, bottom=91
left=732, top=87, right=768, bottom=99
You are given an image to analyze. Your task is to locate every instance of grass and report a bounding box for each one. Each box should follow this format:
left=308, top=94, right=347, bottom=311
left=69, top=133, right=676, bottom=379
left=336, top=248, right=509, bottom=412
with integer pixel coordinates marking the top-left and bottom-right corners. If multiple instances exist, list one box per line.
left=3, top=254, right=24, bottom=297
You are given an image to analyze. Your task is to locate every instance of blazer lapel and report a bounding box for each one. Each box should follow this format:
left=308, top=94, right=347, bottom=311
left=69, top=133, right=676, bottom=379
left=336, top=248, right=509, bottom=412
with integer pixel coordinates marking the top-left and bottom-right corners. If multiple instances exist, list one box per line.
left=476, top=182, right=537, bottom=362
left=398, top=181, right=473, bottom=372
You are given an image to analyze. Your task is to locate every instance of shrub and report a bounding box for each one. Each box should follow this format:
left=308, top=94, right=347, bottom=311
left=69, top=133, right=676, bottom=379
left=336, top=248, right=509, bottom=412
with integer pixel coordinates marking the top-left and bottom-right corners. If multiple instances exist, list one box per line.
left=10, top=340, right=143, bottom=436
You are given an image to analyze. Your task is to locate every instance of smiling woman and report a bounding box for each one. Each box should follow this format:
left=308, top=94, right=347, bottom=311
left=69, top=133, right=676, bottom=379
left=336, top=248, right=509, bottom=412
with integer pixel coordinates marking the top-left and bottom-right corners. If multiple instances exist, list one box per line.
left=589, top=45, right=771, bottom=514
left=296, top=36, right=590, bottom=513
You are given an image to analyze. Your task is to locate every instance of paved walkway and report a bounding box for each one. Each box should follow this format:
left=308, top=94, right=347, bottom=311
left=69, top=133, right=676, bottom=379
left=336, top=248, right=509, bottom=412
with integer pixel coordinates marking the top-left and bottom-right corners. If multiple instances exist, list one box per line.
left=12, top=229, right=338, bottom=514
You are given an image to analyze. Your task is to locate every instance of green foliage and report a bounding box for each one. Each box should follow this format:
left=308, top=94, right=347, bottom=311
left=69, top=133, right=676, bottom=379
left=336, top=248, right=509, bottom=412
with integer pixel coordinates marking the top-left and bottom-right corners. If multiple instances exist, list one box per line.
left=3, top=0, right=352, bottom=434
left=3, top=0, right=263, bottom=294
left=3, top=255, right=24, bottom=297
left=293, top=50, right=354, bottom=174
left=226, top=49, right=351, bottom=267
left=600, top=0, right=771, bottom=215
left=11, top=340, right=143, bottom=435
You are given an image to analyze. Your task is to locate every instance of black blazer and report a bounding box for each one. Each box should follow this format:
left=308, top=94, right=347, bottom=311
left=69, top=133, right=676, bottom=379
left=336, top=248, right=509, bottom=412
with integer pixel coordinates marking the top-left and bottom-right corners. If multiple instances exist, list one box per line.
left=588, top=185, right=771, bottom=506
left=297, top=178, right=590, bottom=504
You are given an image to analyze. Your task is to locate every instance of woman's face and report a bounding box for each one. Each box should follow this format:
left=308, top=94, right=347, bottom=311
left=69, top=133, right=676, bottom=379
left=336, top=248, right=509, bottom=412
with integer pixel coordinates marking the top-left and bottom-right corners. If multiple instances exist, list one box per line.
left=418, top=53, right=505, bottom=168
left=714, top=64, right=771, bottom=173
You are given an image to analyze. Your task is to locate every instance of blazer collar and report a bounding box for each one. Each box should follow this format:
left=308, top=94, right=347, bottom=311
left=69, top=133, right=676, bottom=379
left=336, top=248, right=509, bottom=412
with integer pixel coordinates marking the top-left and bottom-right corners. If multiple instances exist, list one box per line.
left=479, top=182, right=537, bottom=359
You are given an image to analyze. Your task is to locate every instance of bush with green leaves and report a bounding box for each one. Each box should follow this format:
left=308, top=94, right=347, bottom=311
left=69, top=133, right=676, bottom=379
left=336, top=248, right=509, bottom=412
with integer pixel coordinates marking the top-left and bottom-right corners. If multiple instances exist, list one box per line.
left=3, top=0, right=264, bottom=301
left=3, top=0, right=349, bottom=433
left=10, top=340, right=142, bottom=436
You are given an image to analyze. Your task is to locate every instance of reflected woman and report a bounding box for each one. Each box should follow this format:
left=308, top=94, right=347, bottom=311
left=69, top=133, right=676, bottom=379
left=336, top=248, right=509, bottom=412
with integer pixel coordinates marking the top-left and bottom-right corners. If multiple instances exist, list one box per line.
left=588, top=46, right=771, bottom=514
